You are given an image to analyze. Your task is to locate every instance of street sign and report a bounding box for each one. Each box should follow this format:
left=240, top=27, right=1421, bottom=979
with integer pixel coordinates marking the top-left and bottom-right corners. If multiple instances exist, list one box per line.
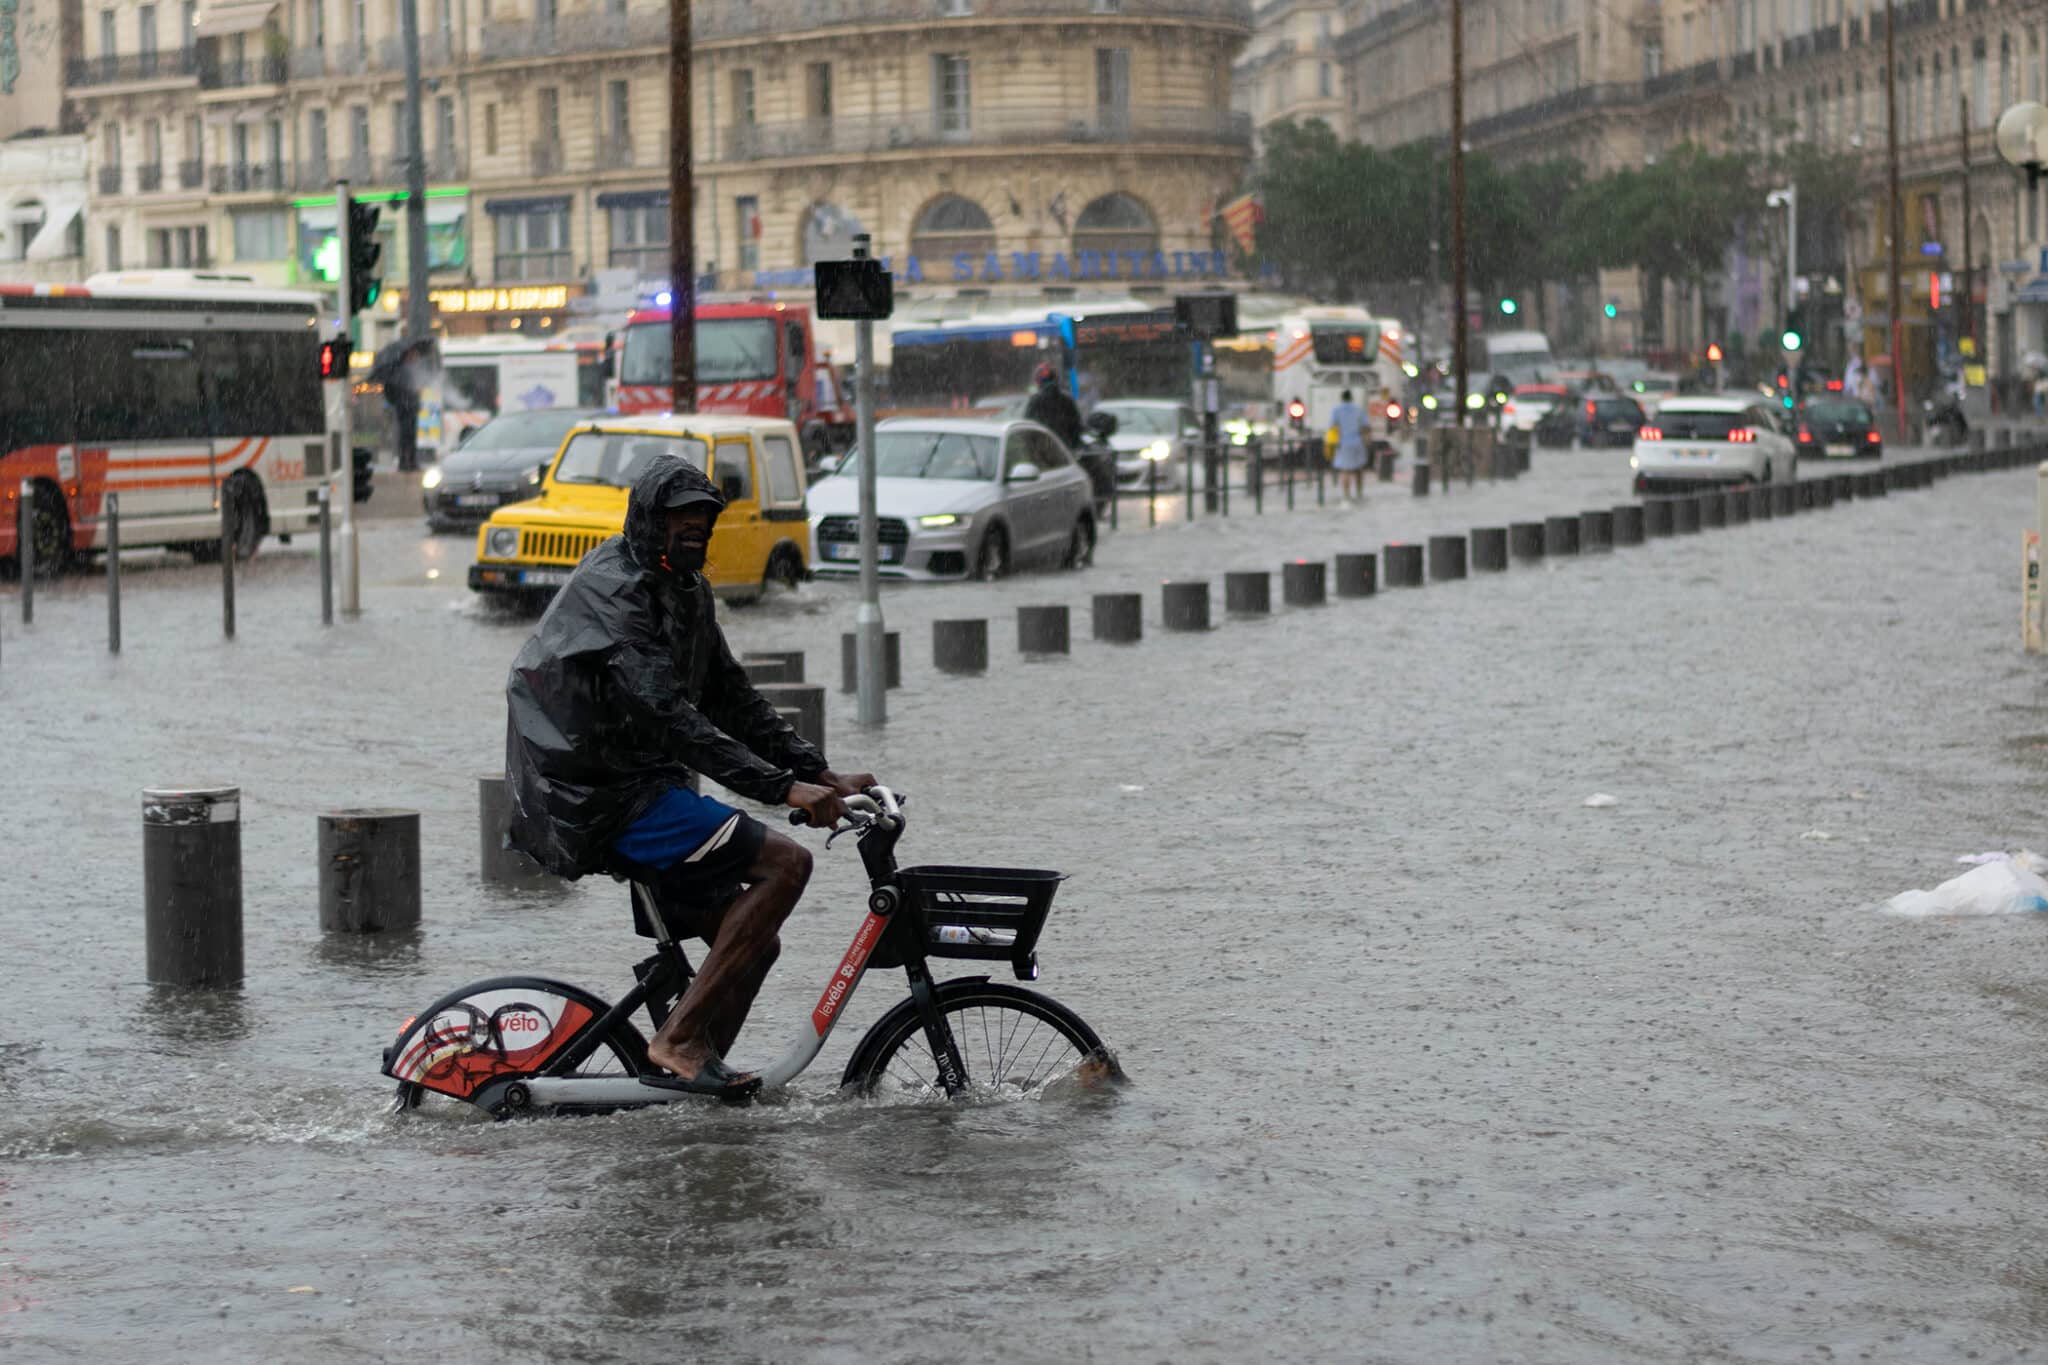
left=1173, top=291, right=1238, bottom=339
left=813, top=258, right=893, bottom=320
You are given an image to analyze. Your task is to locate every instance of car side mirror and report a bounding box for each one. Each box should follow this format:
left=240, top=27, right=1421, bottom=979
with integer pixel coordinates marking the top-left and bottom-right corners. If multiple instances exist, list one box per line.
left=720, top=474, right=745, bottom=501
left=456, top=425, right=477, bottom=445
left=815, top=453, right=842, bottom=476
left=1006, top=462, right=1041, bottom=483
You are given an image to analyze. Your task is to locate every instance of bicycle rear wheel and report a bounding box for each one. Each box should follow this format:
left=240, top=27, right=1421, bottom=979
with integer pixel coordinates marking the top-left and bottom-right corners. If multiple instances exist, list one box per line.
left=840, top=980, right=1117, bottom=1099
left=391, top=1018, right=649, bottom=1115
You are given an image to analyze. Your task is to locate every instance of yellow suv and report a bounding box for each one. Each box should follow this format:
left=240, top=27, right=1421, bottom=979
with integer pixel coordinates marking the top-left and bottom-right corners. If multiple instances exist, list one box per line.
left=468, top=414, right=810, bottom=604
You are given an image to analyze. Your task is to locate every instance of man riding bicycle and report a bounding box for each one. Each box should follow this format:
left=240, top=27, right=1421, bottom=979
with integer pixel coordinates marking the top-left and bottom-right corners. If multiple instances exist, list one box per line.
left=503, top=455, right=875, bottom=1100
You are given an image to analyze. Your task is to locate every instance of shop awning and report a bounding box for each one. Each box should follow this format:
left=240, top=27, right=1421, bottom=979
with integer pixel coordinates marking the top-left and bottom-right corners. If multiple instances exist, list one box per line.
left=24, top=193, right=84, bottom=262
left=193, top=2, right=277, bottom=36
left=596, top=189, right=667, bottom=210
left=485, top=195, right=571, bottom=216
left=2015, top=276, right=2048, bottom=306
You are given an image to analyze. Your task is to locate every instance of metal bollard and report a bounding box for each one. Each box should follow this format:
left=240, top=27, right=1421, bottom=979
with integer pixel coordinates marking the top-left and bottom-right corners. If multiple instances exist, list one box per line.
left=18, top=478, right=33, bottom=624
left=1093, top=592, right=1144, bottom=643
left=1376, top=445, right=1396, bottom=482
left=933, top=619, right=989, bottom=674
left=106, top=492, right=121, bottom=653
left=1580, top=508, right=1615, bottom=551
left=840, top=630, right=901, bottom=693
left=1412, top=461, right=1431, bottom=496
left=318, top=808, right=422, bottom=933
left=1333, top=552, right=1376, bottom=597
left=477, top=773, right=550, bottom=883
left=220, top=496, right=236, bottom=639
left=1017, top=604, right=1072, bottom=654
left=742, top=650, right=804, bottom=684
left=1510, top=521, right=1547, bottom=559
left=143, top=786, right=244, bottom=987
left=318, top=486, right=334, bottom=626
left=1673, top=497, right=1702, bottom=534
left=1611, top=504, right=1646, bottom=545
left=1282, top=559, right=1327, bottom=605
left=1224, top=570, right=1271, bottom=615
left=1247, top=440, right=1263, bottom=516
left=1427, top=534, right=1467, bottom=581
left=1544, top=515, right=1582, bottom=555
left=1382, top=543, right=1424, bottom=586
left=1644, top=499, right=1676, bottom=536
left=1751, top=485, right=1775, bottom=519
left=1471, top=526, right=1510, bottom=571
left=1772, top=483, right=1797, bottom=516
left=1728, top=489, right=1752, bottom=524
left=1162, top=580, right=1212, bottom=631
left=756, top=681, right=827, bottom=749
left=1699, top=491, right=1728, bottom=528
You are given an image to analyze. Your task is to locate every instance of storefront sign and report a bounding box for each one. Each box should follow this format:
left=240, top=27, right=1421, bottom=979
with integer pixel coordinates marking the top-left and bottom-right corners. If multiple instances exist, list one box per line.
left=754, top=248, right=1231, bottom=291
left=428, top=285, right=570, bottom=313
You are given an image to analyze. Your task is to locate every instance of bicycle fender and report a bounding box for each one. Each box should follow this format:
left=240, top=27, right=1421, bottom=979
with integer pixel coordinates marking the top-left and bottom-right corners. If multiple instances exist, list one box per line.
left=382, top=974, right=625, bottom=1102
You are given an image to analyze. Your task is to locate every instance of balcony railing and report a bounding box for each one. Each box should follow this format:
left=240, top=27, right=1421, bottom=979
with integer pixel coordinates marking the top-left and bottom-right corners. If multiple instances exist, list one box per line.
left=200, top=54, right=290, bottom=89
left=178, top=158, right=203, bottom=188
left=596, top=135, right=637, bottom=168
left=136, top=162, right=163, bottom=191
left=480, top=10, right=663, bottom=59
left=97, top=166, right=124, bottom=194
left=375, top=29, right=458, bottom=69
left=609, top=245, right=668, bottom=273
left=531, top=139, right=566, bottom=175
left=65, top=50, right=197, bottom=87
left=722, top=103, right=1252, bottom=160
left=291, top=40, right=370, bottom=78
left=295, top=158, right=332, bottom=191
left=210, top=161, right=288, bottom=193
left=695, top=0, right=1251, bottom=37
left=494, top=252, right=574, bottom=282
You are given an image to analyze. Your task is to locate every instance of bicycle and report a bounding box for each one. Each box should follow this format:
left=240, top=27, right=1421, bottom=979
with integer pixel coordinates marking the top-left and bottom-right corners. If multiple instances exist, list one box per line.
left=380, top=786, right=1121, bottom=1116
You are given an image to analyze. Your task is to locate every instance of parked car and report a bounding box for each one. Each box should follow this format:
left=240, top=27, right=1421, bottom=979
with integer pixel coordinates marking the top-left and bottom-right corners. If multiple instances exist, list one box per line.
left=1579, top=394, right=1649, bottom=447
left=1501, top=383, right=1570, bottom=446
left=1630, top=396, right=1798, bottom=494
left=807, top=417, right=1097, bottom=581
left=1625, top=371, right=1683, bottom=411
left=1795, top=397, right=1883, bottom=459
left=421, top=407, right=604, bottom=531
left=1093, top=398, right=1197, bottom=492
left=468, top=413, right=811, bottom=606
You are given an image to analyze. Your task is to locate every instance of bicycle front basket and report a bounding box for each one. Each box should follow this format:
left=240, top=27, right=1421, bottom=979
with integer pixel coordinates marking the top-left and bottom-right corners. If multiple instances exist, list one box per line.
left=894, top=864, right=1064, bottom=980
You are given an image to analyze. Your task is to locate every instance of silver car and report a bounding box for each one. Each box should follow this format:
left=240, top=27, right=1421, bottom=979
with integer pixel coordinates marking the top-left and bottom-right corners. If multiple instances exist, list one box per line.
left=807, top=418, right=1097, bottom=580
left=1094, top=398, right=1197, bottom=492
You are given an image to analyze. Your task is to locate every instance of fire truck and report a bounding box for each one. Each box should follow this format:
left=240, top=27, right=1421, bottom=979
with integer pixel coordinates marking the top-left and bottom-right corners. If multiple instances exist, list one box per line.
left=607, top=296, right=854, bottom=465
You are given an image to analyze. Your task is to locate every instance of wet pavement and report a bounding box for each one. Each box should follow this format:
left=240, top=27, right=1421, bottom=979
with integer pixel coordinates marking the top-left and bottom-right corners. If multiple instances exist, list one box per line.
left=2, top=445, right=2046, bottom=1362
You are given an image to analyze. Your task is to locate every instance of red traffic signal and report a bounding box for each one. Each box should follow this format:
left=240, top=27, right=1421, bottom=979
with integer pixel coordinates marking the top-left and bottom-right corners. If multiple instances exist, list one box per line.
left=1705, top=342, right=1724, bottom=363
left=319, top=338, right=345, bottom=380
left=1286, top=398, right=1306, bottom=423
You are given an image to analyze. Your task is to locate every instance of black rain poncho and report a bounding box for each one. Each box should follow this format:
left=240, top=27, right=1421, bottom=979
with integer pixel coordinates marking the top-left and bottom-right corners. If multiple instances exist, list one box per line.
left=503, top=456, right=827, bottom=878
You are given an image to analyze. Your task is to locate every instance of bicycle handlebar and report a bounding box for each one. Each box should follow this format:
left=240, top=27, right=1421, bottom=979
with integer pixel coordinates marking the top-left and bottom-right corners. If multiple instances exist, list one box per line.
left=786, top=786, right=902, bottom=830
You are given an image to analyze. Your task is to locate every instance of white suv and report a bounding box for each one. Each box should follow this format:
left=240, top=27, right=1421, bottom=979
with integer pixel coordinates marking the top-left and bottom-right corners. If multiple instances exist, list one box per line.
left=1629, top=396, right=1797, bottom=495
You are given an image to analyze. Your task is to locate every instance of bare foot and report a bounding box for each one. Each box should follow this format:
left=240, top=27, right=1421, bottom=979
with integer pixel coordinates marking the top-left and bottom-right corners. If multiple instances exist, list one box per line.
left=647, top=1038, right=714, bottom=1081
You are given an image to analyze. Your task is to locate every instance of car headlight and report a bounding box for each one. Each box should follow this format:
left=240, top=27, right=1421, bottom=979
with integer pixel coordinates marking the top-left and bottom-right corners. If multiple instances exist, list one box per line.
left=421, top=466, right=443, bottom=490
left=1140, top=441, right=1172, bottom=462
left=917, top=513, right=961, bottom=528
left=485, top=526, right=520, bottom=557
left=527, top=467, right=543, bottom=485
left=1628, top=455, right=1639, bottom=469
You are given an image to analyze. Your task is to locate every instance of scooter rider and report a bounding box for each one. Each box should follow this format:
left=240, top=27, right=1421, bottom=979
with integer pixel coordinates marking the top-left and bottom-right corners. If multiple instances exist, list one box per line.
left=503, top=455, right=876, bottom=1100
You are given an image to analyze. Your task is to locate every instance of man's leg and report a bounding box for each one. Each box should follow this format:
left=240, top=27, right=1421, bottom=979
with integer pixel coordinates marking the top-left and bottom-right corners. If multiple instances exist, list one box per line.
left=647, top=831, right=811, bottom=1081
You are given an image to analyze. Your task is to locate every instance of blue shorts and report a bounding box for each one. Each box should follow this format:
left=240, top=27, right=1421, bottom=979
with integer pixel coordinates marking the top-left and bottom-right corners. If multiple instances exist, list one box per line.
left=610, top=787, right=768, bottom=941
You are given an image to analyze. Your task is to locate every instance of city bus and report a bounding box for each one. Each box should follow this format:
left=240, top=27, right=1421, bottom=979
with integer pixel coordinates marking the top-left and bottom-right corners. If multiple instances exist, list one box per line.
left=436, top=337, right=588, bottom=449
left=1269, top=306, right=1405, bottom=436
left=0, top=276, right=334, bottom=572
left=887, top=302, right=1195, bottom=412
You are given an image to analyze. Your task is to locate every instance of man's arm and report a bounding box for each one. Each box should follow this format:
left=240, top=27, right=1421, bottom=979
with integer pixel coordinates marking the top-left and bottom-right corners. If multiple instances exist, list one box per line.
left=605, top=641, right=801, bottom=804
left=696, top=619, right=830, bottom=785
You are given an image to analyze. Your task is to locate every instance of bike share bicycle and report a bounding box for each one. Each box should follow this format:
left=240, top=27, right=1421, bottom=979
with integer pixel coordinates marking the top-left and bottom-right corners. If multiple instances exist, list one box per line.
left=381, top=787, right=1122, bottom=1115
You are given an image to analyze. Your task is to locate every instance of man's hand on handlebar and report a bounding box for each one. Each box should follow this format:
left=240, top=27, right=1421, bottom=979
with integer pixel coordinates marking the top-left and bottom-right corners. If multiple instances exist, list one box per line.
left=785, top=781, right=848, bottom=829
left=817, top=768, right=877, bottom=799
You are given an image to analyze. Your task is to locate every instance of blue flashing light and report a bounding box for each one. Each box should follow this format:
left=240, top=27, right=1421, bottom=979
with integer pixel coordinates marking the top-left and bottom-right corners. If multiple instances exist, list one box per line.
left=655, top=290, right=674, bottom=307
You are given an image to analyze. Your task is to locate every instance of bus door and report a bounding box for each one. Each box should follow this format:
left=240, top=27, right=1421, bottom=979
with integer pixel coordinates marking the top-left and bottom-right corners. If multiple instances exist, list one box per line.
left=782, top=319, right=807, bottom=424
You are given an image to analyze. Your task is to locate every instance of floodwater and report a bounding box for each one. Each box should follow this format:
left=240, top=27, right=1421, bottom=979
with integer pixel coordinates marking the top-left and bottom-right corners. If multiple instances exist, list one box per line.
left=3, top=447, right=2046, bottom=1362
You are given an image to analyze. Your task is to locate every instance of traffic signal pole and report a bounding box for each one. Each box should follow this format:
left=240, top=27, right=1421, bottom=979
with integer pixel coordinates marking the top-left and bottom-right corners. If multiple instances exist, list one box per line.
left=1448, top=0, right=1468, bottom=427
left=336, top=179, right=361, bottom=616
left=667, top=0, right=696, bottom=414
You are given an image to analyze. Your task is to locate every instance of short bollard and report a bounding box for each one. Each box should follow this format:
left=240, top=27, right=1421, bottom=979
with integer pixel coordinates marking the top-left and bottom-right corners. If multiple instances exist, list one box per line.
left=1224, top=571, right=1272, bottom=615
left=1699, top=491, right=1727, bottom=528
left=1509, top=521, right=1546, bottom=560
left=1017, top=604, right=1072, bottom=653
left=1833, top=473, right=1856, bottom=501
left=1672, top=497, right=1701, bottom=534
left=1334, top=552, right=1376, bottom=597
left=1544, top=515, right=1581, bottom=555
left=478, top=774, right=549, bottom=884
left=1093, top=592, right=1143, bottom=643
left=741, top=650, right=804, bottom=683
left=1471, top=526, right=1510, bottom=571
left=318, top=808, right=421, bottom=934
left=1612, top=504, right=1646, bottom=545
left=1751, top=485, right=1774, bottom=519
left=1427, top=534, right=1468, bottom=581
left=1412, top=462, right=1431, bottom=496
left=756, top=682, right=827, bottom=749
left=1282, top=559, right=1327, bottom=605
left=1162, top=580, right=1212, bottom=630
left=1376, top=447, right=1396, bottom=482
left=1580, top=509, right=1615, bottom=551
left=1796, top=480, right=1819, bottom=509
left=840, top=630, right=902, bottom=693
left=1383, top=543, right=1424, bottom=587
left=933, top=619, right=990, bottom=674
left=105, top=491, right=121, bottom=653
left=1814, top=478, right=1835, bottom=508
left=143, top=786, right=243, bottom=988
left=1728, top=490, right=1752, bottom=524
left=1772, top=483, right=1797, bottom=516
left=318, top=487, right=334, bottom=627
left=1644, top=499, right=1675, bottom=536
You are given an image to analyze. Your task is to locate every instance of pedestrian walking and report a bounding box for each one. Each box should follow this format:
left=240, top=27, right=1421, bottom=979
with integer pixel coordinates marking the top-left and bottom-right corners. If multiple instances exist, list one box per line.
left=369, top=337, right=436, bottom=473
left=1328, top=388, right=1369, bottom=502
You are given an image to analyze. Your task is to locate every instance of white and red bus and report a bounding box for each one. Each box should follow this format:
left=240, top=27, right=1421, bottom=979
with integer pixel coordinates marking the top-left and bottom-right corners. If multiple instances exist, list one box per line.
left=0, top=275, right=336, bottom=571
left=609, top=297, right=854, bottom=462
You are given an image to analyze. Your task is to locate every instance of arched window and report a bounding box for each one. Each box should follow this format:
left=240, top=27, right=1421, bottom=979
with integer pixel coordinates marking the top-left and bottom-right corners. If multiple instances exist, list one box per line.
left=3, top=197, right=46, bottom=263
left=1071, top=192, right=1156, bottom=258
left=801, top=201, right=868, bottom=265
left=909, top=194, right=993, bottom=261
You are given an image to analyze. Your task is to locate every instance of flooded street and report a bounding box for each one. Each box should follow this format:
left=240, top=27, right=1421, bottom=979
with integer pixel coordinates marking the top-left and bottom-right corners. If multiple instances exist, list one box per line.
left=3, top=453, right=2046, bottom=1362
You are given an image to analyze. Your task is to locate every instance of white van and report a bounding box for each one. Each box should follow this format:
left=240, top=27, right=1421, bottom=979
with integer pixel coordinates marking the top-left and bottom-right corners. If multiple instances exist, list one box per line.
left=1485, top=329, right=1555, bottom=384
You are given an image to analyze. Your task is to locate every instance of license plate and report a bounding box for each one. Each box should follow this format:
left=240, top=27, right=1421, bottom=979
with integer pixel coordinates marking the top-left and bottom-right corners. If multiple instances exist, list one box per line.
left=454, top=493, right=499, bottom=507
left=1671, top=447, right=1717, bottom=462
left=520, top=567, right=571, bottom=586
left=825, top=542, right=899, bottom=563
left=1825, top=444, right=1853, bottom=457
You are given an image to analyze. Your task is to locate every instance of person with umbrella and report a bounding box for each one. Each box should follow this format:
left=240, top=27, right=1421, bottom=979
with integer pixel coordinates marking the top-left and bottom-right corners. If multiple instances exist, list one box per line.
left=369, top=337, right=436, bottom=472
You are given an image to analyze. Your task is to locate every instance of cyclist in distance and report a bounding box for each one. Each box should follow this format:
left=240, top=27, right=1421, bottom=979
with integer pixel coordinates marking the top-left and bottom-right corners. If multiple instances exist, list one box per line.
left=1024, top=361, right=1083, bottom=449
left=504, top=456, right=876, bottom=1100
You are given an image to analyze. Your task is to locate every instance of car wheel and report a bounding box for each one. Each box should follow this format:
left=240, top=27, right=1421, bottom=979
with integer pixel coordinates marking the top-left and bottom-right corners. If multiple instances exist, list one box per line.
left=1759, top=461, right=1772, bottom=486
left=762, top=543, right=804, bottom=593
left=1061, top=515, right=1095, bottom=570
left=973, top=525, right=1009, bottom=581
left=18, top=479, right=71, bottom=577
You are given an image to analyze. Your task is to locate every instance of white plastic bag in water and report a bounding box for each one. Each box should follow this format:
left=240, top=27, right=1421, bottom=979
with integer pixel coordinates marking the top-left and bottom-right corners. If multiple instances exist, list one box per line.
left=1880, top=860, right=2048, bottom=917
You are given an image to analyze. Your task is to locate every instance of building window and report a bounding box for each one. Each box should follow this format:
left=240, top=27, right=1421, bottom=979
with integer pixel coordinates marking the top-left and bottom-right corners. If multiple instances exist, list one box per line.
left=139, top=5, right=158, bottom=59
left=233, top=208, right=290, bottom=260
left=608, top=202, right=666, bottom=271
left=537, top=87, right=560, bottom=146
left=143, top=118, right=162, bottom=169
left=536, top=0, right=556, bottom=28
left=483, top=103, right=498, bottom=155
left=98, top=8, right=115, bottom=56
left=1096, top=47, right=1130, bottom=116
left=435, top=96, right=456, bottom=166
left=266, top=118, right=283, bottom=174
left=607, top=79, right=630, bottom=142
left=183, top=0, right=196, bottom=49
left=933, top=54, right=970, bottom=136
left=733, top=68, right=756, bottom=127
left=1319, top=61, right=1332, bottom=97
left=105, top=225, right=122, bottom=269
left=735, top=194, right=761, bottom=270
left=2000, top=34, right=2013, bottom=122
left=102, top=122, right=121, bottom=168
left=1643, top=37, right=1662, bottom=78
left=1071, top=191, right=1157, bottom=258
left=495, top=203, right=570, bottom=281
left=349, top=106, right=370, bottom=171
left=308, top=108, right=328, bottom=169
left=149, top=225, right=209, bottom=267
left=806, top=62, right=832, bottom=120
left=352, top=0, right=366, bottom=48
left=1973, top=37, right=1988, bottom=125
left=390, top=103, right=407, bottom=163
left=909, top=193, right=993, bottom=261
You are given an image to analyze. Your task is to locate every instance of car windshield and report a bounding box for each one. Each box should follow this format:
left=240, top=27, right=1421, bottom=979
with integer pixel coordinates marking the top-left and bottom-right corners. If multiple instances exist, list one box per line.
left=552, top=432, right=710, bottom=487
left=1803, top=400, right=1873, bottom=424
left=461, top=409, right=590, bottom=453
left=838, top=431, right=1000, bottom=480
left=620, top=319, right=780, bottom=385
left=1098, top=404, right=1179, bottom=436
left=1655, top=409, right=1751, bottom=439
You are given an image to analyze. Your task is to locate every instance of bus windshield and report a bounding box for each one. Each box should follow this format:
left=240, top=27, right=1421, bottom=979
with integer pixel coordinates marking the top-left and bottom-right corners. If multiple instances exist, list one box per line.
left=620, top=319, right=780, bottom=385
left=552, top=431, right=710, bottom=486
left=1309, top=325, right=1379, bottom=365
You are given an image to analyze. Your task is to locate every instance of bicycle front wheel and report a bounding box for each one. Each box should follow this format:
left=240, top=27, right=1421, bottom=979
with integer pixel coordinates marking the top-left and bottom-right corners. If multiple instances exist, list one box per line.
left=841, top=980, right=1117, bottom=1099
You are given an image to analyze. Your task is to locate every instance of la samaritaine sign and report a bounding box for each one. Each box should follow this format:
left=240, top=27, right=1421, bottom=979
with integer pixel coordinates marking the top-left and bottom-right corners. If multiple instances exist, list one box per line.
left=754, top=247, right=1232, bottom=290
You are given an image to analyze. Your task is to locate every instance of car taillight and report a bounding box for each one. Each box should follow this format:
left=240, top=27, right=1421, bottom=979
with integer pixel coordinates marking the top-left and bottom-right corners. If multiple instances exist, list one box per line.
left=1796, top=425, right=1814, bottom=443
left=1727, top=428, right=1756, bottom=443
left=1865, top=430, right=1882, bottom=443
left=1503, top=403, right=1517, bottom=418
left=1639, top=425, right=1663, bottom=440
left=1585, top=400, right=1597, bottom=418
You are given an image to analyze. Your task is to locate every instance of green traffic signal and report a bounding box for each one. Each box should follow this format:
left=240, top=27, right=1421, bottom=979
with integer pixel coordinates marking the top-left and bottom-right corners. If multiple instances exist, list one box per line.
left=313, top=233, right=341, bottom=282
left=345, top=195, right=384, bottom=314
left=1781, top=329, right=1803, bottom=351
left=1603, top=301, right=1618, bottom=319
left=1499, top=298, right=1517, bottom=316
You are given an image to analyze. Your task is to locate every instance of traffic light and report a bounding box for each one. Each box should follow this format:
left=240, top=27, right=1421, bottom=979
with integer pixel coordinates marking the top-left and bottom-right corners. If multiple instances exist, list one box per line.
left=1780, top=308, right=1803, bottom=353
left=345, top=194, right=382, bottom=313
left=1603, top=300, right=1619, bottom=319
left=1498, top=297, right=1518, bottom=316
left=318, top=335, right=345, bottom=380
left=1705, top=342, right=1724, bottom=363
left=1286, top=398, right=1307, bottom=427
